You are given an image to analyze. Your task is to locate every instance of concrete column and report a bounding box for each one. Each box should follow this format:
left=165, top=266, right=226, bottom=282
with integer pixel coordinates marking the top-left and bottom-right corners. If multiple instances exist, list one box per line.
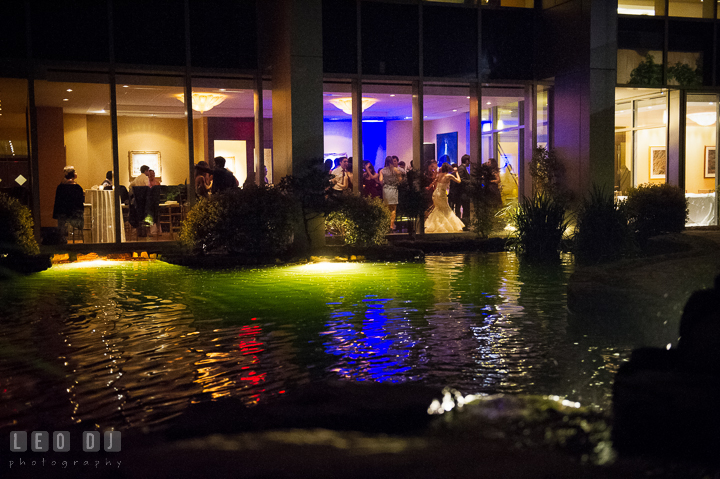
left=261, top=0, right=324, bottom=181
left=666, top=89, right=685, bottom=188
left=352, top=79, right=363, bottom=193
left=551, top=0, right=616, bottom=197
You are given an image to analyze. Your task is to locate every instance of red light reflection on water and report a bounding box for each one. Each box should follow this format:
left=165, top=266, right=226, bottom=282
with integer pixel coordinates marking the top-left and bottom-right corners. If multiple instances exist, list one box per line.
left=238, top=322, right=266, bottom=404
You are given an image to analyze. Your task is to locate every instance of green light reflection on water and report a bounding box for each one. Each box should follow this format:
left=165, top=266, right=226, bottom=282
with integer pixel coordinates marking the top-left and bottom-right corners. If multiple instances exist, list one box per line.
left=0, top=254, right=637, bottom=434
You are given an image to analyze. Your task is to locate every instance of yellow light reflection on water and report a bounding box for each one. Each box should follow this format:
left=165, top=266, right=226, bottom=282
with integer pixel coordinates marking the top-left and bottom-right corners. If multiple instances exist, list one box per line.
left=291, top=261, right=364, bottom=274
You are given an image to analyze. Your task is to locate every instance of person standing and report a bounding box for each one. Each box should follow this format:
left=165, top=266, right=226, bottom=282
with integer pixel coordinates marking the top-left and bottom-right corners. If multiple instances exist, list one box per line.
left=53, top=166, right=85, bottom=240
left=330, top=157, right=352, bottom=195
left=425, top=163, right=464, bottom=233
left=194, top=161, right=212, bottom=199
left=362, top=161, right=382, bottom=198
left=379, top=155, right=404, bottom=231
left=453, top=154, right=472, bottom=224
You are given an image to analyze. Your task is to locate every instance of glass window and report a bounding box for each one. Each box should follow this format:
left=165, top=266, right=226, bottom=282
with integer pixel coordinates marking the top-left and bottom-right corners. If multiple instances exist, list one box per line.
left=617, top=17, right=665, bottom=85
left=190, top=78, right=263, bottom=187
left=31, top=0, right=109, bottom=63
left=361, top=3, right=419, bottom=76
left=35, top=77, right=115, bottom=240
left=618, top=1, right=663, bottom=16
left=482, top=90, right=524, bottom=204
left=113, top=0, right=185, bottom=66
left=117, top=76, right=190, bottom=241
left=481, top=10, right=534, bottom=80
left=0, top=2, right=27, bottom=61
left=684, top=94, right=717, bottom=202
left=0, top=78, right=30, bottom=206
left=423, top=5, right=477, bottom=78
left=668, top=20, right=713, bottom=87
left=537, top=86, right=549, bottom=148
left=615, top=102, right=633, bottom=130
left=323, top=0, right=357, bottom=74
left=423, top=85, right=470, bottom=168
left=189, top=0, right=256, bottom=70
left=635, top=95, right=667, bottom=185
left=668, top=0, right=713, bottom=18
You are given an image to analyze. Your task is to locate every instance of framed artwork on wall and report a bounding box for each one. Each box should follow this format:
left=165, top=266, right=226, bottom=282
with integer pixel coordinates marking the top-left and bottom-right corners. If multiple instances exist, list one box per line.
left=129, top=151, right=161, bottom=180
left=436, top=132, right=458, bottom=166
left=649, top=146, right=666, bottom=179
left=705, top=146, right=716, bottom=178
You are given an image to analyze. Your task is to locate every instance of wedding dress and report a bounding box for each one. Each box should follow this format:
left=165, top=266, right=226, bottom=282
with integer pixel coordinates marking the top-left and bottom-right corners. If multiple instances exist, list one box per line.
left=425, top=173, right=465, bottom=233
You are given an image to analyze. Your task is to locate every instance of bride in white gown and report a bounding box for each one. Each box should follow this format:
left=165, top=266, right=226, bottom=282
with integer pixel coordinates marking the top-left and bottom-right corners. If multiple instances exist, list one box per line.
left=425, top=162, right=465, bottom=233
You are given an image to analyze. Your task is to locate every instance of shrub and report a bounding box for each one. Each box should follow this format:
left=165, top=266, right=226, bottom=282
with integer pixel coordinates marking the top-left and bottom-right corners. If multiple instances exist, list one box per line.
left=530, top=146, right=570, bottom=204
left=469, top=162, right=503, bottom=237
left=625, top=183, right=687, bottom=247
left=573, top=186, right=635, bottom=264
left=509, top=193, right=568, bottom=261
left=277, top=159, right=333, bottom=247
left=179, top=184, right=295, bottom=256
left=326, top=195, right=391, bottom=246
left=0, top=193, right=39, bottom=256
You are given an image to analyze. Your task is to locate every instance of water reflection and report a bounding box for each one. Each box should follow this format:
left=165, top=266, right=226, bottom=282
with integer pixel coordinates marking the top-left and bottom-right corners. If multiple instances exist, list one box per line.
left=0, top=255, right=639, bottom=434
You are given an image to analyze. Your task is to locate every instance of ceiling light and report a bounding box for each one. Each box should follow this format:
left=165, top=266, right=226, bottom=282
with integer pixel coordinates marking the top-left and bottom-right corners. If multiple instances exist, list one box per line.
left=687, top=112, right=716, bottom=126
left=329, top=97, right=378, bottom=115
left=486, top=102, right=491, bottom=105
left=176, top=92, right=227, bottom=113
left=123, top=85, right=129, bottom=88
left=390, top=94, right=396, bottom=97
left=467, top=96, right=470, bottom=99
left=63, top=99, right=69, bottom=101
left=66, top=89, right=72, bottom=92
left=452, top=109, right=457, bottom=112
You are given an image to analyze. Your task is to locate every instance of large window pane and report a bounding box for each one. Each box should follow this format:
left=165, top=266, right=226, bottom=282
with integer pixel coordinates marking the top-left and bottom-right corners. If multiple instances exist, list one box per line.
left=618, top=1, right=663, bottom=16
left=36, top=76, right=115, bottom=242
left=0, top=78, right=30, bottom=207
left=323, top=0, right=357, bottom=75
left=685, top=94, right=717, bottom=196
left=668, top=0, right=713, bottom=18
left=361, top=3, right=419, bottom=76
left=618, top=17, right=664, bottom=85
left=668, top=20, right=713, bottom=87
left=117, top=76, right=189, bottom=241
left=634, top=96, right=667, bottom=185
left=114, top=0, right=185, bottom=66
left=423, top=6, right=477, bottom=78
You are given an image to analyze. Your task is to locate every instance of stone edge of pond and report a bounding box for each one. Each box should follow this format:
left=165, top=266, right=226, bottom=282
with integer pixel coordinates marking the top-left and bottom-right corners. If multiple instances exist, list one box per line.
left=159, top=238, right=511, bottom=269
left=567, top=232, right=720, bottom=318
left=0, top=253, right=52, bottom=279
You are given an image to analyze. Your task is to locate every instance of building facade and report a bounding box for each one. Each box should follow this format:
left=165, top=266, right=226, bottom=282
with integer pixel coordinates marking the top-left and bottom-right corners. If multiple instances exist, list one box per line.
left=0, top=0, right=717, bottom=244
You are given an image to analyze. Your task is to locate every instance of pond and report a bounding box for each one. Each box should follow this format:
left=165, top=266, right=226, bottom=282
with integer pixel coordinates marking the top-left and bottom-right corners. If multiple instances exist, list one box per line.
left=0, top=253, right=639, bottom=434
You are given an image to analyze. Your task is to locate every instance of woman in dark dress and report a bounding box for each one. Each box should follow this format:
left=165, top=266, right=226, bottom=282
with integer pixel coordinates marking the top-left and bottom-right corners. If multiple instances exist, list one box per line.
left=362, top=161, right=382, bottom=198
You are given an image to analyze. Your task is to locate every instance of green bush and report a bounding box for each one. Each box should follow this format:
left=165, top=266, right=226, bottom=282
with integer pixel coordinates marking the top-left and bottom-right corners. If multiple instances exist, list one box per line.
left=326, top=195, right=391, bottom=246
left=509, top=193, right=568, bottom=261
left=469, top=162, right=503, bottom=237
left=573, top=186, right=635, bottom=264
left=0, top=193, right=39, bottom=256
left=530, top=146, right=568, bottom=203
left=179, top=184, right=295, bottom=255
left=625, top=183, right=687, bottom=247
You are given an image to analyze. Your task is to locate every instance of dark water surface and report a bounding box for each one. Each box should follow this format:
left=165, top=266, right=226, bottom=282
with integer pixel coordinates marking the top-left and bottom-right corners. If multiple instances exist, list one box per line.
left=0, top=254, right=638, bottom=434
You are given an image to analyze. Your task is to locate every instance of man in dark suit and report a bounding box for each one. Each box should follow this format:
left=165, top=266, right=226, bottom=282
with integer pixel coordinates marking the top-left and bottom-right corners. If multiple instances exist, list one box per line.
left=452, top=155, right=472, bottom=225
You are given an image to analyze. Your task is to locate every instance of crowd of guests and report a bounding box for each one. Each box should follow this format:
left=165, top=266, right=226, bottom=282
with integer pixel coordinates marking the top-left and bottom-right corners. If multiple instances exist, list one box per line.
left=325, top=154, right=502, bottom=232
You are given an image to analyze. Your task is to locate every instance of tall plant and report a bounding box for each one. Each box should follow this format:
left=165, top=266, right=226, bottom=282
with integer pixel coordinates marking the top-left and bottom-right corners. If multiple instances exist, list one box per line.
left=573, top=186, right=635, bottom=264
left=326, top=195, right=391, bottom=246
left=509, top=193, right=568, bottom=261
left=530, top=146, right=566, bottom=203
left=625, top=183, right=687, bottom=247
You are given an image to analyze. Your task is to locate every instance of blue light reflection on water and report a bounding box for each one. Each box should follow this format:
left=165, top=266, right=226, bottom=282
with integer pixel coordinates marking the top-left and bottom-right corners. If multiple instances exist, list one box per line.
left=0, top=253, right=639, bottom=434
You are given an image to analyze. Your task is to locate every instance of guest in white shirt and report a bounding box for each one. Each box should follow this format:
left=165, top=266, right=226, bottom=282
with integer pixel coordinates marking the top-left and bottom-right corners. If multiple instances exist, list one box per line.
left=330, top=157, right=352, bottom=194
left=130, top=165, right=150, bottom=188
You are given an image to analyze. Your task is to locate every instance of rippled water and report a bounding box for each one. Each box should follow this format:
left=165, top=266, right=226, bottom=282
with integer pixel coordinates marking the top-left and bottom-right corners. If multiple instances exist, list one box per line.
left=0, top=254, right=635, bottom=434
